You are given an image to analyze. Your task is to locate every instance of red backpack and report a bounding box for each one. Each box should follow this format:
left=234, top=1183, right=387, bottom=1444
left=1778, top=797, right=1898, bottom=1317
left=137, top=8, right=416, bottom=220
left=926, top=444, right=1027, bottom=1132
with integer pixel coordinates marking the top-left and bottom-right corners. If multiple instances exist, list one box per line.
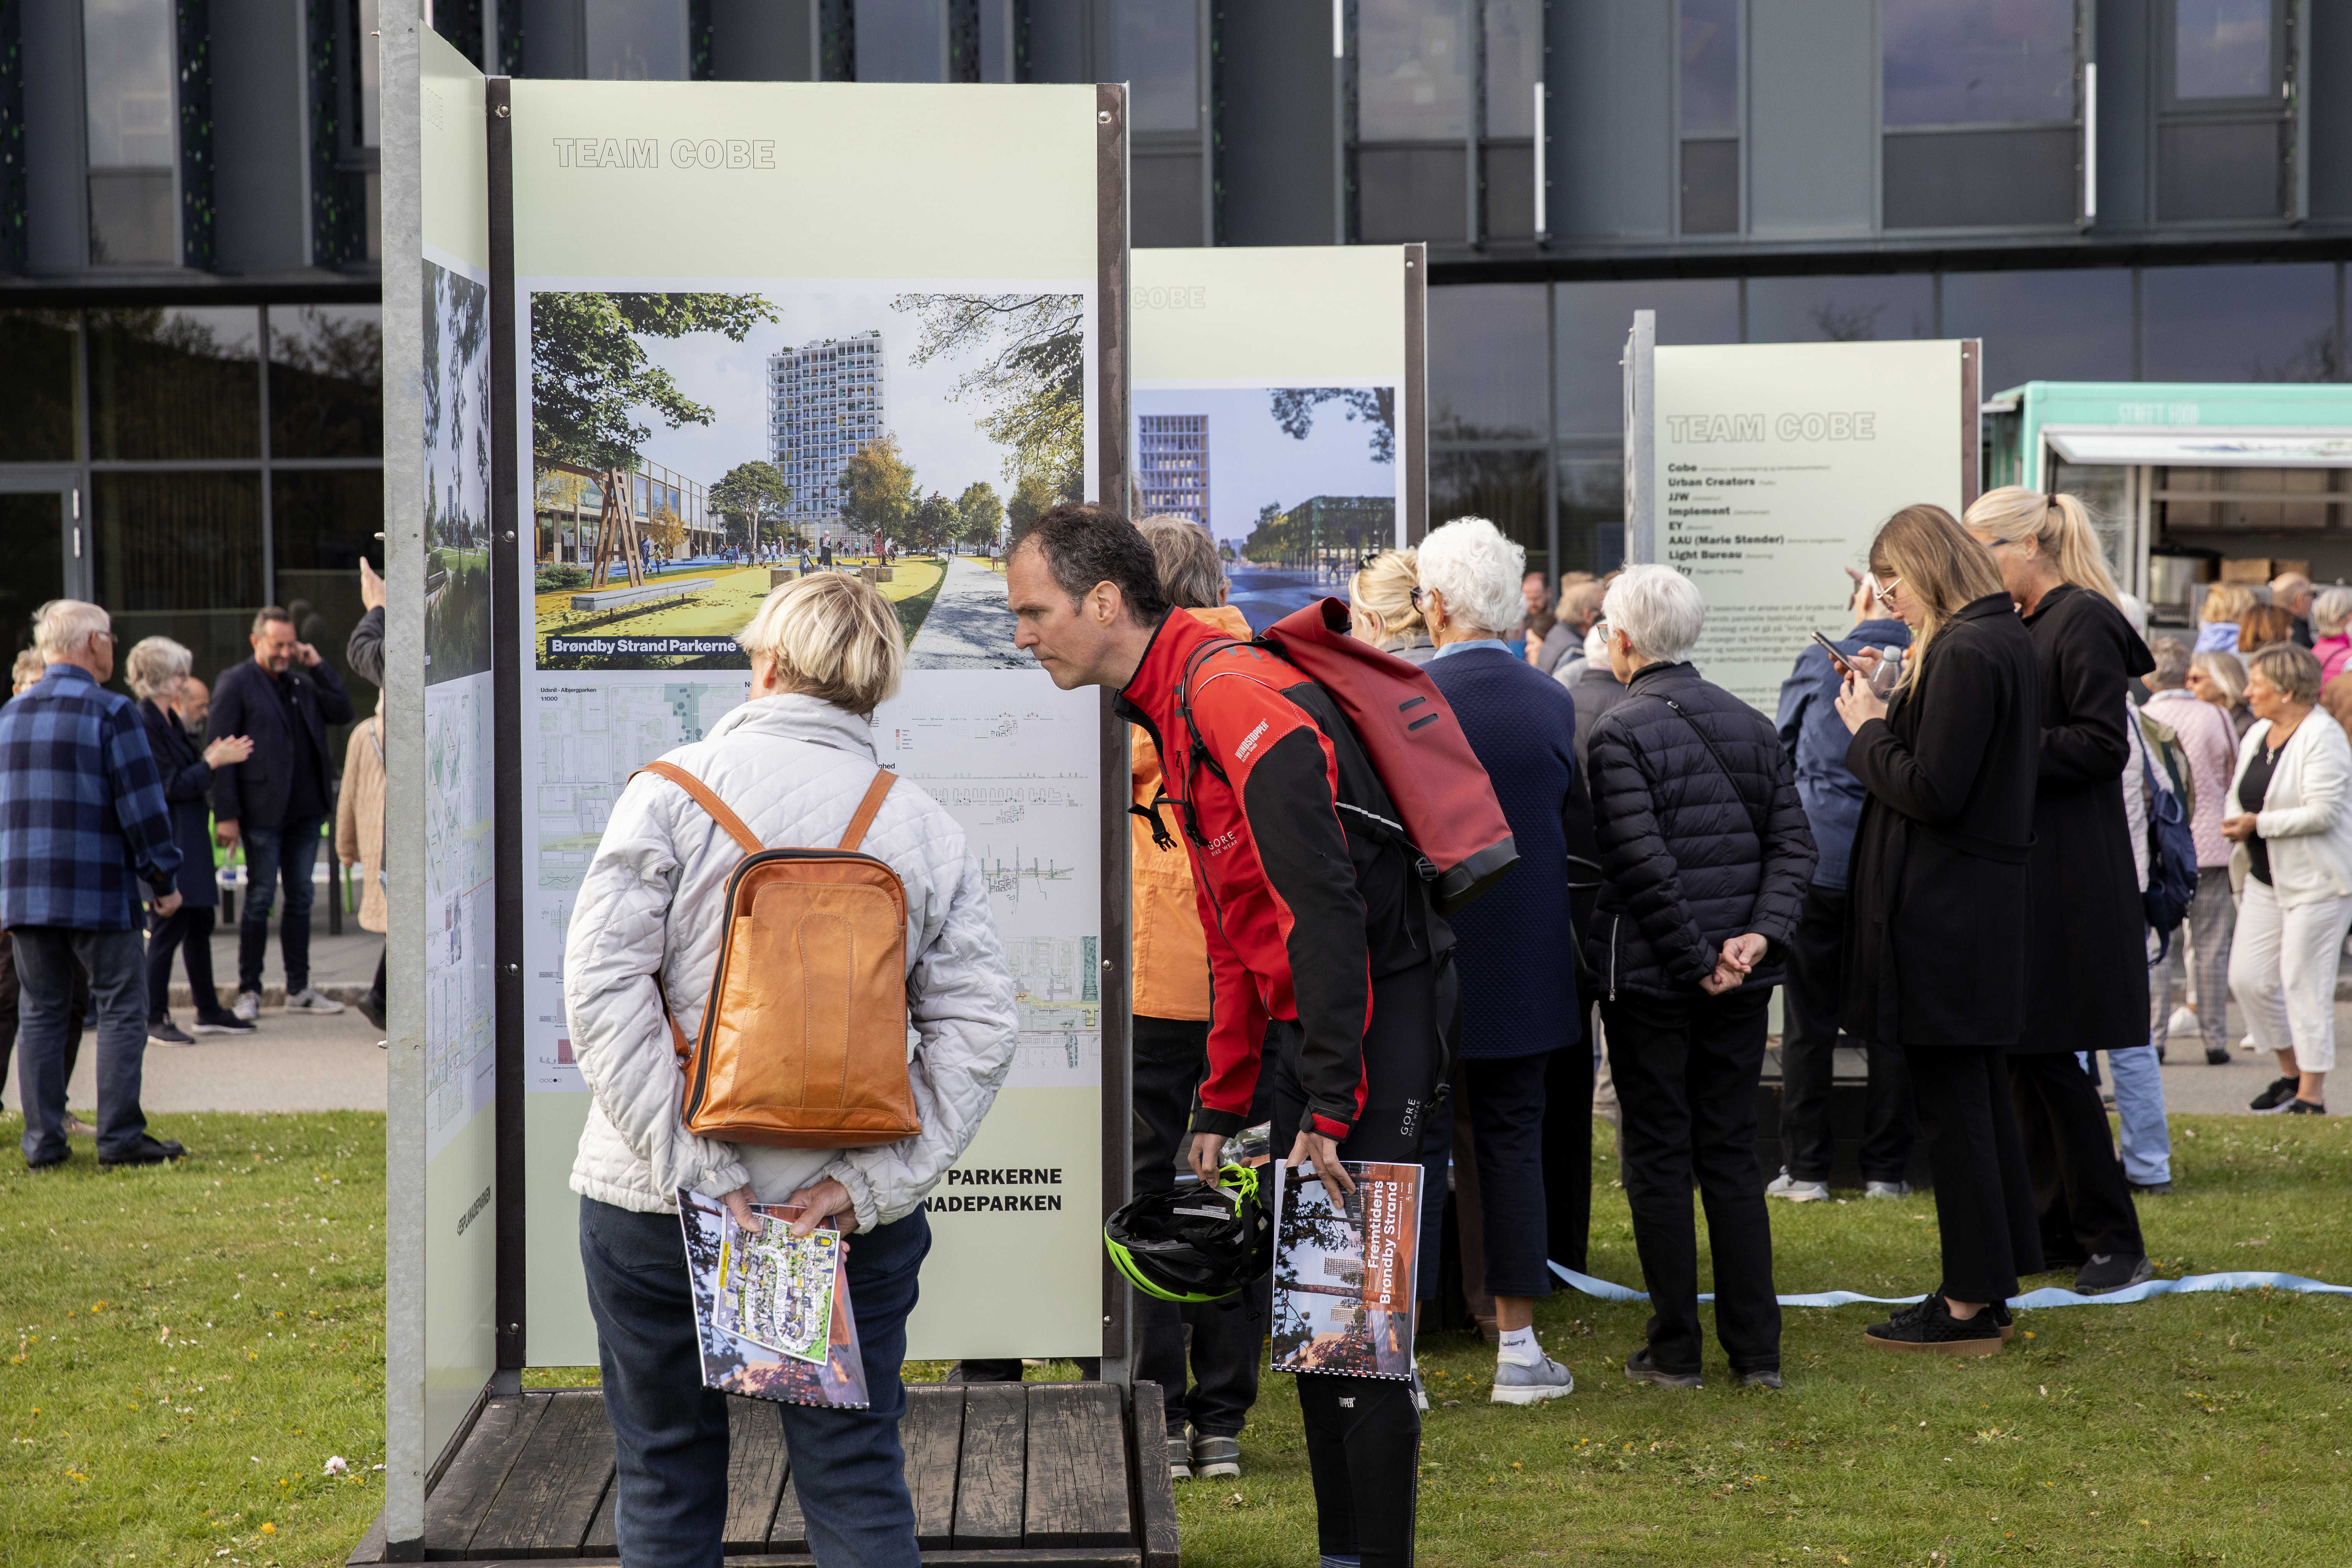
left=1166, top=598, right=1519, bottom=914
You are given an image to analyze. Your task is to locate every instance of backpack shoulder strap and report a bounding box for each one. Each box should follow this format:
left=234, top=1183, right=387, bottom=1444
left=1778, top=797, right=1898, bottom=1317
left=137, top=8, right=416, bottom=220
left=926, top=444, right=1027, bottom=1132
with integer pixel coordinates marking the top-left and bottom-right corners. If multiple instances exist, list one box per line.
left=839, top=770, right=895, bottom=852
left=1652, top=694, right=1771, bottom=846
left=634, top=761, right=764, bottom=856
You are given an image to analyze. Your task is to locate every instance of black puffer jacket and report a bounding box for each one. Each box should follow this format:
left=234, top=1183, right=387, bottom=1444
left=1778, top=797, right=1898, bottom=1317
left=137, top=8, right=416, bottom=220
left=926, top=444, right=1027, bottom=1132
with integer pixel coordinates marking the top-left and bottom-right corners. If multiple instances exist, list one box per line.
left=1581, top=661, right=1817, bottom=998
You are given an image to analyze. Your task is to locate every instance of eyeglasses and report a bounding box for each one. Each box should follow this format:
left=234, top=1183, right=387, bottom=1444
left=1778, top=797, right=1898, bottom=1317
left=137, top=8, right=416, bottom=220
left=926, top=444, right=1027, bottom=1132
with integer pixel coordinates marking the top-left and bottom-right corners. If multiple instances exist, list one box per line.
left=1592, top=618, right=1612, bottom=642
left=1866, top=575, right=1902, bottom=609
left=1408, top=585, right=1428, bottom=610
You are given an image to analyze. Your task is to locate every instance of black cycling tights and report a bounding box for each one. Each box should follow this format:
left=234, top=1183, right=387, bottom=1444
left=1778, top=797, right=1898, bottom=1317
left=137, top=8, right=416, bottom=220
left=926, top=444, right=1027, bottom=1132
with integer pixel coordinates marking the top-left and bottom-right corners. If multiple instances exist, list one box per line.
left=1269, top=960, right=1444, bottom=1568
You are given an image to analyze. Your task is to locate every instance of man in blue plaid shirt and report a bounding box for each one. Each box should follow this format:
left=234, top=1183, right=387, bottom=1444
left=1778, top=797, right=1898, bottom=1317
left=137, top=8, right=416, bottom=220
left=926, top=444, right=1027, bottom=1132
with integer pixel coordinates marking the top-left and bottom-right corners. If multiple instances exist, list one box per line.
left=1, top=600, right=186, bottom=1170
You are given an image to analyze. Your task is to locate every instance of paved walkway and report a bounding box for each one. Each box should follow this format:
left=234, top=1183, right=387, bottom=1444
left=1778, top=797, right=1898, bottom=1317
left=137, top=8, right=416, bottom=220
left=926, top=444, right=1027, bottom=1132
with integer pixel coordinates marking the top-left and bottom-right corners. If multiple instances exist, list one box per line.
left=907, top=555, right=1032, bottom=670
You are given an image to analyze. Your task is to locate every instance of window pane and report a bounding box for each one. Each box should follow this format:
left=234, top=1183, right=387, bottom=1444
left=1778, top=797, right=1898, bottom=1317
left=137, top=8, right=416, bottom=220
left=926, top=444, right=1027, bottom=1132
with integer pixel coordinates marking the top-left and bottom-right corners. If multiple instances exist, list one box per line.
left=84, top=0, right=174, bottom=166
left=1679, top=0, right=1738, bottom=137
left=584, top=0, right=686, bottom=79
left=1556, top=453, right=1625, bottom=577
left=269, top=304, right=385, bottom=458
left=0, top=494, right=69, bottom=660
left=1431, top=285, right=1547, bottom=441
left=1109, top=0, right=1197, bottom=133
left=1882, top=0, right=2075, bottom=127
left=1554, top=279, right=1739, bottom=437
left=1745, top=275, right=1933, bottom=343
left=1132, top=150, right=1203, bottom=247
left=1431, top=448, right=1547, bottom=579
left=854, top=0, right=944, bottom=82
left=1680, top=139, right=1738, bottom=233
left=92, top=471, right=266, bottom=698
left=2157, top=121, right=2283, bottom=221
left=2141, top=263, right=2339, bottom=382
left=87, top=171, right=176, bottom=266
left=1940, top=268, right=2132, bottom=384
left=1359, top=0, right=1468, bottom=142
left=2176, top=0, right=2271, bottom=99
left=1883, top=125, right=2077, bottom=227
left=359, top=0, right=382, bottom=148
left=1482, top=144, right=1535, bottom=239
left=1356, top=146, right=1467, bottom=244
left=0, top=310, right=79, bottom=462
left=1483, top=0, right=1541, bottom=137
left=90, top=306, right=261, bottom=460
left=274, top=471, right=384, bottom=762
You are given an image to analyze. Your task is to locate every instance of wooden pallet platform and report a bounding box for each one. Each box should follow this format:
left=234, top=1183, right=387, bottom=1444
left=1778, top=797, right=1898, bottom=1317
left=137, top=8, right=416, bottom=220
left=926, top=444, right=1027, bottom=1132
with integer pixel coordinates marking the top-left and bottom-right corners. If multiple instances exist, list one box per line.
left=351, top=1382, right=1177, bottom=1568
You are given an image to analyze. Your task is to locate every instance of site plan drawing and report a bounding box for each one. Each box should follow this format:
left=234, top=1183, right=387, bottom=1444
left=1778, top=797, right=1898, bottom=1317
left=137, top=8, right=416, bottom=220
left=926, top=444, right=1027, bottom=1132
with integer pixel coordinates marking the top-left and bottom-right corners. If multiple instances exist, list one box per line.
left=424, top=673, right=497, bottom=1157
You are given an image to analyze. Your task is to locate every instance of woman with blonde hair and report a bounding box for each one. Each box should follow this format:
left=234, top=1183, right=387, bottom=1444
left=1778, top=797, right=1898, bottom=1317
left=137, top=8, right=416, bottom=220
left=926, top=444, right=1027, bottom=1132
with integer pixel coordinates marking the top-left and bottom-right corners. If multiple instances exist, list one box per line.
left=2311, top=586, right=2352, bottom=686
left=2190, top=647, right=2255, bottom=738
left=1835, top=505, right=2042, bottom=1353
left=1963, top=487, right=2153, bottom=1294
left=2223, top=642, right=2352, bottom=1116
left=1347, top=549, right=1435, bottom=664
left=2197, top=582, right=2256, bottom=653
left=563, top=571, right=1018, bottom=1566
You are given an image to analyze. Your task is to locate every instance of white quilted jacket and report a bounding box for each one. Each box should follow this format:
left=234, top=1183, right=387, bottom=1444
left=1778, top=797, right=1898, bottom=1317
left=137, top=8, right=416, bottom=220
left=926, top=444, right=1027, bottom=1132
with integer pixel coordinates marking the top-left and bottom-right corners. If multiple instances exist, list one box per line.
left=563, top=693, right=1017, bottom=1230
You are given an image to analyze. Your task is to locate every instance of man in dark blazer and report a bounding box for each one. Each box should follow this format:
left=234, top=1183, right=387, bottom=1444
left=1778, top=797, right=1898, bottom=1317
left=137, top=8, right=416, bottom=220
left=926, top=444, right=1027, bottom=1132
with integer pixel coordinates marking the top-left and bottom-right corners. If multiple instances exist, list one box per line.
left=208, top=606, right=355, bottom=1020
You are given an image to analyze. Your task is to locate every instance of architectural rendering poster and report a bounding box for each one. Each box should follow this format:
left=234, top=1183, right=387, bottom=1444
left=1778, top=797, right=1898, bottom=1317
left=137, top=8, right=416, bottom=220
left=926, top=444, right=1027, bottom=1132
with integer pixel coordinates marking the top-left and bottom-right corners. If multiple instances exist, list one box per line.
left=1132, top=247, right=1415, bottom=630
left=410, top=25, right=499, bottom=1490
left=1649, top=339, right=1969, bottom=715
left=503, top=79, right=1109, bottom=1364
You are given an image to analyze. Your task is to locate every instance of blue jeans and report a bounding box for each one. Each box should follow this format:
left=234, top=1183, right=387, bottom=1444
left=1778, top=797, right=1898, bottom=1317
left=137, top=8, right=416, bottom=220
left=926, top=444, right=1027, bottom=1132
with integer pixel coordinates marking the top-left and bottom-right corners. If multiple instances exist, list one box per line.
left=2084, top=1047, right=2172, bottom=1187
left=237, top=816, right=323, bottom=995
left=14, top=927, right=148, bottom=1165
left=579, top=1197, right=931, bottom=1568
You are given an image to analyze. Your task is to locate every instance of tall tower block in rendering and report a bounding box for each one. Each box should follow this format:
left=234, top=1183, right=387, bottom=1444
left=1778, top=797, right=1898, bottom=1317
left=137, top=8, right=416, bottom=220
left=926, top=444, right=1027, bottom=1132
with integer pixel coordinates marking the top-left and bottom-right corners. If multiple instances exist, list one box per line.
left=1137, top=413, right=1210, bottom=530
left=768, top=329, right=888, bottom=545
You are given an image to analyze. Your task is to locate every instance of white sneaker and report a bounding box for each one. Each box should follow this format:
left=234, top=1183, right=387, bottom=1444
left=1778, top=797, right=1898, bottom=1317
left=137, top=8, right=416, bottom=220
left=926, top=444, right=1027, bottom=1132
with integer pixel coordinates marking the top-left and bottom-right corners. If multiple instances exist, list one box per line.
left=2240, top=1034, right=2259, bottom=1053
left=1765, top=1171, right=1829, bottom=1202
left=283, top=988, right=346, bottom=1015
left=1491, top=1354, right=1574, bottom=1405
left=234, top=990, right=262, bottom=1022
left=1863, top=1180, right=1910, bottom=1199
left=2166, top=1006, right=2200, bottom=1038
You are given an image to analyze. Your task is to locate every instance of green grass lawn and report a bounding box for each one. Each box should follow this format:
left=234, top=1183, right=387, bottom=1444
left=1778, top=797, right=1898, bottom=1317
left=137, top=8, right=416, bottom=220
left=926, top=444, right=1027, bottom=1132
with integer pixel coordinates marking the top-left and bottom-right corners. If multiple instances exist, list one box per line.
left=5, top=1109, right=2349, bottom=1566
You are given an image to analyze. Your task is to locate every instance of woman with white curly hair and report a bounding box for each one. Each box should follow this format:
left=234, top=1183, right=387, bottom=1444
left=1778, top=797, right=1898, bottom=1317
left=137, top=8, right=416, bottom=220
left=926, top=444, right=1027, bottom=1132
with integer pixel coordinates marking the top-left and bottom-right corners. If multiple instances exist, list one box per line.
left=1415, top=516, right=1589, bottom=1402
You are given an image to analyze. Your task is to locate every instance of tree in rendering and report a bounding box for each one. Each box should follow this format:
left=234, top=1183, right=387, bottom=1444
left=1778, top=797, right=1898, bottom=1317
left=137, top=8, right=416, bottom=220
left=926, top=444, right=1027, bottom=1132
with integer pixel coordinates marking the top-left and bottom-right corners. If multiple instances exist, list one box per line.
left=711, top=460, right=794, bottom=558
left=956, top=481, right=1004, bottom=553
left=1271, top=386, right=1396, bottom=464
left=531, top=290, right=776, bottom=586
left=1005, top=472, right=1056, bottom=541
left=891, top=292, right=1084, bottom=501
left=841, top=434, right=918, bottom=550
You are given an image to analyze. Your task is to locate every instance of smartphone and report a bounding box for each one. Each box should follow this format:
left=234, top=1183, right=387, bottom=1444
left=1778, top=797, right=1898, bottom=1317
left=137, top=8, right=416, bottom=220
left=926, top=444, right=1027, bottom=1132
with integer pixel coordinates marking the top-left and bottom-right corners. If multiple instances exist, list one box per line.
left=1810, top=629, right=1862, bottom=680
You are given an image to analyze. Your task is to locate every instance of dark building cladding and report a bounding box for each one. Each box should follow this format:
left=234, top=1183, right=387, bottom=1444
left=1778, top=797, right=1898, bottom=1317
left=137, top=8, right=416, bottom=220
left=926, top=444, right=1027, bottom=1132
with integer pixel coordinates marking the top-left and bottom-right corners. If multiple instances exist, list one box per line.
left=3, top=0, right=2349, bottom=746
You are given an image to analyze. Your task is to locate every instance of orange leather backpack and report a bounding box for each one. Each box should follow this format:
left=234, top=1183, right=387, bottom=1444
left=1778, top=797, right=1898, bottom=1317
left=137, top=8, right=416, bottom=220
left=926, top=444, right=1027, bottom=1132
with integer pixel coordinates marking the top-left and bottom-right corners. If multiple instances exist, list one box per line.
left=636, top=761, right=921, bottom=1149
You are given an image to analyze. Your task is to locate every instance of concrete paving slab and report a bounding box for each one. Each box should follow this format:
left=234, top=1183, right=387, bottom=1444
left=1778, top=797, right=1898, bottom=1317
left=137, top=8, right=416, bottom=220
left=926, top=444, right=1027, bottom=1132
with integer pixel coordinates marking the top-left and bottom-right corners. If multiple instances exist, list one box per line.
left=907, top=555, right=1031, bottom=670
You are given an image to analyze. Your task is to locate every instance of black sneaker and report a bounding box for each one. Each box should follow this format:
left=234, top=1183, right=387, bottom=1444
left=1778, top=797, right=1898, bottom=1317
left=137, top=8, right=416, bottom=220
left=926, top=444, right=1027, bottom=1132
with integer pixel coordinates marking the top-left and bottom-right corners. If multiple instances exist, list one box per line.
left=98, top=1135, right=186, bottom=1169
left=358, top=992, right=386, bottom=1030
left=147, top=1018, right=195, bottom=1047
left=2284, top=1099, right=2328, bottom=1116
left=2204, top=1048, right=2232, bottom=1066
left=191, top=1012, right=257, bottom=1036
left=1735, top=1367, right=1783, bottom=1390
left=1623, top=1346, right=1703, bottom=1388
left=1987, top=1301, right=2016, bottom=1341
left=2130, top=1179, right=2174, bottom=1195
left=2250, top=1076, right=2302, bottom=1112
left=2073, top=1253, right=2154, bottom=1295
left=1864, top=1295, right=2002, bottom=1356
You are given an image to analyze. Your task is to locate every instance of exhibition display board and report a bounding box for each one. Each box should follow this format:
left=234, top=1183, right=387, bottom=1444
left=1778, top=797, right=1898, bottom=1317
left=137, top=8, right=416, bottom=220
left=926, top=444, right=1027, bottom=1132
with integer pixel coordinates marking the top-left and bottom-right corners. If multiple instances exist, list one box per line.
left=1623, top=321, right=1981, bottom=714
left=498, top=80, right=1126, bottom=1370
left=381, top=39, right=1134, bottom=1553
left=1130, top=245, right=1426, bottom=564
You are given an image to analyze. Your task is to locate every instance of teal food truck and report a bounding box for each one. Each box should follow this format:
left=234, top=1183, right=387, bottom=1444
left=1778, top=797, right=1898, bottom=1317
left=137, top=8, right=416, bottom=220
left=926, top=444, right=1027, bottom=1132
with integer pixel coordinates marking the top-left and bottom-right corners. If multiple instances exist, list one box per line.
left=1982, top=381, right=2352, bottom=629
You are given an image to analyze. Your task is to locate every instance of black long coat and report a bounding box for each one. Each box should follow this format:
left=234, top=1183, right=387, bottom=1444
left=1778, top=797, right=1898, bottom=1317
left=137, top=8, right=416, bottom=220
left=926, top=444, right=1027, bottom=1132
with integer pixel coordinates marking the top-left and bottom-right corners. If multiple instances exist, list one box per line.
left=1842, top=595, right=2042, bottom=1046
left=2017, top=583, right=2157, bottom=1055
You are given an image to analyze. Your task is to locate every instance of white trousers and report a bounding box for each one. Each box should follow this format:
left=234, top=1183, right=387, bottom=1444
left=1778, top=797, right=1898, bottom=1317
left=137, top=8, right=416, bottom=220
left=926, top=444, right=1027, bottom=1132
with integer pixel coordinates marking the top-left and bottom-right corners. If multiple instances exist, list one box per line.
left=2227, top=880, right=2352, bottom=1076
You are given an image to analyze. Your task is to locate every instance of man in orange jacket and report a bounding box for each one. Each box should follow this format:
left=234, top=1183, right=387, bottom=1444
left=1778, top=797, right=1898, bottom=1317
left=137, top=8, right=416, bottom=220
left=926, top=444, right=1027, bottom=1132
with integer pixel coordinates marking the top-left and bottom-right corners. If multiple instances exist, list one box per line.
left=1011, top=503, right=1445, bottom=1568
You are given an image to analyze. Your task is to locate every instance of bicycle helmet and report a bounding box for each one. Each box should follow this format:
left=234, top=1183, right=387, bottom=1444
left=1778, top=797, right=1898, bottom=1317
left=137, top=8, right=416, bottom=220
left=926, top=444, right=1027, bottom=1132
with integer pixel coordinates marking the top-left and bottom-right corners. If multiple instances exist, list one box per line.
left=1103, top=1164, right=1273, bottom=1304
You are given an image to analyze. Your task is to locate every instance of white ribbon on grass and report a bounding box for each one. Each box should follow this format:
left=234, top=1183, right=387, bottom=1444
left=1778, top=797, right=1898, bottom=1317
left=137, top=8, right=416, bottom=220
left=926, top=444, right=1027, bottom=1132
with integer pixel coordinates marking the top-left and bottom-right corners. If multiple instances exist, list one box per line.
left=1549, top=1260, right=2352, bottom=1311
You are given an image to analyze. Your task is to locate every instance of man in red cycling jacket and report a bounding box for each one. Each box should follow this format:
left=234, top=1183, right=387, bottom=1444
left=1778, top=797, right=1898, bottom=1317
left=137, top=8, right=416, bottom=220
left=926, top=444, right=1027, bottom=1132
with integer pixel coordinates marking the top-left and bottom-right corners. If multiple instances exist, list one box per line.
left=1009, top=503, right=1442, bottom=1568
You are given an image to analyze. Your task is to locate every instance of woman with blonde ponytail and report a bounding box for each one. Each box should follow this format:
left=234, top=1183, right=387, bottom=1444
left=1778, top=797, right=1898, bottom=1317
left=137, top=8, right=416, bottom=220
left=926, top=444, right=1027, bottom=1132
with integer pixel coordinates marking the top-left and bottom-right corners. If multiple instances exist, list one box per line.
left=1831, top=505, right=2043, bottom=1354
left=1963, top=487, right=2156, bottom=1295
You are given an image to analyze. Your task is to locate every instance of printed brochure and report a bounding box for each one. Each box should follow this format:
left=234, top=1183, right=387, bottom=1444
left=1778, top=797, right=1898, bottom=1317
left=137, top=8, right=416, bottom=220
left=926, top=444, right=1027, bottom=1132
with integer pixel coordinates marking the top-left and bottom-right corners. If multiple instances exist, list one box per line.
left=677, top=1190, right=869, bottom=1407
left=1269, top=1158, right=1420, bottom=1380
